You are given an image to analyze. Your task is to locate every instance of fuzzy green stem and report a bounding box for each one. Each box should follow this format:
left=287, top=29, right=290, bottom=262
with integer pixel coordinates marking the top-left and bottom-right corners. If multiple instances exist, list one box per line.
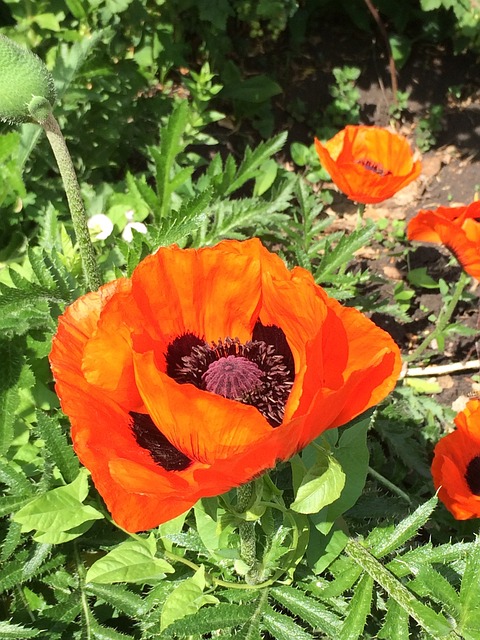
left=368, top=466, right=412, bottom=504
left=236, top=482, right=264, bottom=585
left=404, top=271, right=470, bottom=364
left=42, top=113, right=101, bottom=291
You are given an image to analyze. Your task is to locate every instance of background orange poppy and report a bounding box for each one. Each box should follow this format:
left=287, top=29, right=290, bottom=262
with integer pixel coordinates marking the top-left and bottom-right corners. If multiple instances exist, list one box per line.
left=407, top=202, right=480, bottom=280
left=314, top=125, right=422, bottom=204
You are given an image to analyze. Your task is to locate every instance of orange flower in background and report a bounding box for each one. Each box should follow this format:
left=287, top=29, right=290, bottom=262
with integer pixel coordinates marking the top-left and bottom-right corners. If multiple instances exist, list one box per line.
left=431, top=399, right=480, bottom=519
left=407, top=201, right=480, bottom=280
left=314, top=125, right=422, bottom=204
left=49, top=239, right=401, bottom=532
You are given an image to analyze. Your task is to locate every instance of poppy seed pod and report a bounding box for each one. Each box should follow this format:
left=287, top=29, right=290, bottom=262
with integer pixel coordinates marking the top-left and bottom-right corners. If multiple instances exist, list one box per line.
left=0, top=34, right=56, bottom=125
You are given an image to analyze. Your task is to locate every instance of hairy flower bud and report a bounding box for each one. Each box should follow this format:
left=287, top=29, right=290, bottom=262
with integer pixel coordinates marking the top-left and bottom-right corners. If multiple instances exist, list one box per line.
left=0, top=34, right=56, bottom=125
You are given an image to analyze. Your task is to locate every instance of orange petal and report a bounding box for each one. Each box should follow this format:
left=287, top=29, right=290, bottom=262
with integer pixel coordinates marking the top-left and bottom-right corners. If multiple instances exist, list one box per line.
left=130, top=240, right=264, bottom=345
left=133, top=350, right=276, bottom=465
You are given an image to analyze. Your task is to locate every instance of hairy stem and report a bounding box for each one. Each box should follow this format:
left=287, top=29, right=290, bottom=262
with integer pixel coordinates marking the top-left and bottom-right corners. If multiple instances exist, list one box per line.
left=368, top=466, right=412, bottom=504
left=42, top=113, right=101, bottom=291
left=236, top=482, right=264, bottom=585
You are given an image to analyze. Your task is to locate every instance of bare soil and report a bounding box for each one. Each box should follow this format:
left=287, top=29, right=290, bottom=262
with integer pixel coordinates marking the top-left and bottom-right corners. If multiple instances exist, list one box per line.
left=276, top=25, right=480, bottom=408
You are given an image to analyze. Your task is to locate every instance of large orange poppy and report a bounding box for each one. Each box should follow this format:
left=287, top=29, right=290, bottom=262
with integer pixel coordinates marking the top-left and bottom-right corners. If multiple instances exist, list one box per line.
left=49, top=239, right=401, bottom=532
left=431, top=399, right=480, bottom=519
left=314, top=125, right=422, bottom=204
left=407, top=201, right=480, bottom=280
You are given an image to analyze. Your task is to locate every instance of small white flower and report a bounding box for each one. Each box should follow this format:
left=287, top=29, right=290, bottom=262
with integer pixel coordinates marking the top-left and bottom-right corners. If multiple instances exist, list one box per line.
left=87, top=213, right=114, bottom=241
left=122, top=221, right=147, bottom=242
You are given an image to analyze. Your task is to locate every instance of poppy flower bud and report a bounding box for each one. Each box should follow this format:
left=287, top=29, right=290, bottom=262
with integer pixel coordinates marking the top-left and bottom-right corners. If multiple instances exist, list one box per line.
left=0, top=34, right=56, bottom=125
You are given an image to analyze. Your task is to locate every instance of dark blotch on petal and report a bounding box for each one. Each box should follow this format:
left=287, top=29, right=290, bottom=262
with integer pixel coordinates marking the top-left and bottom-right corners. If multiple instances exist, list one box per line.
left=130, top=412, right=192, bottom=471
left=165, top=332, right=204, bottom=379
left=252, top=321, right=295, bottom=377
left=465, top=455, right=480, bottom=496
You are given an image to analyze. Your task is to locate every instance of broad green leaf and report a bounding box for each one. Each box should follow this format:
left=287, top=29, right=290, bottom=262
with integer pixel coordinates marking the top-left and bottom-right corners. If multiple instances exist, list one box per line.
left=312, top=414, right=371, bottom=534
left=254, top=159, right=278, bottom=196
left=13, top=469, right=103, bottom=536
left=291, top=447, right=345, bottom=514
left=290, top=142, right=310, bottom=166
left=160, top=565, right=218, bottom=631
left=307, top=523, right=348, bottom=575
left=85, top=535, right=174, bottom=584
left=33, top=519, right=97, bottom=544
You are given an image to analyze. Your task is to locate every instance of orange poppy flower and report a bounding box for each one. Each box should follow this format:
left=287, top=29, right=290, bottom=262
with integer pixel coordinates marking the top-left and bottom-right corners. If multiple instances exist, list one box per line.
left=431, top=399, right=480, bottom=519
left=49, top=239, right=401, bottom=532
left=314, top=125, right=422, bottom=204
left=407, top=201, right=480, bottom=280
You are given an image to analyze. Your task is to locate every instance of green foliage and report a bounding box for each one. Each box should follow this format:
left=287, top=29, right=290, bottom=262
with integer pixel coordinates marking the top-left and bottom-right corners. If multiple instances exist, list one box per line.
left=0, top=2, right=479, bottom=638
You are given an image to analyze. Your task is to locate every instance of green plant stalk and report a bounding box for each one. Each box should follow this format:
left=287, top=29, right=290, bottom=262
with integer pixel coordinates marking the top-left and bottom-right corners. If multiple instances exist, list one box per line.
left=404, top=270, right=470, bottom=364
left=368, top=466, right=412, bottom=504
left=345, top=538, right=457, bottom=639
left=236, top=482, right=264, bottom=585
left=42, top=113, right=101, bottom=291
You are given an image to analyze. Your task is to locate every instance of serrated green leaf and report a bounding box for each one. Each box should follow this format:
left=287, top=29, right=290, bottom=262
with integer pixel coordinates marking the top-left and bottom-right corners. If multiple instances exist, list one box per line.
left=35, top=410, right=80, bottom=483
left=161, top=601, right=257, bottom=637
left=377, top=598, right=410, bottom=639
left=86, top=583, right=146, bottom=618
left=411, top=565, right=461, bottom=620
left=458, top=538, right=480, bottom=639
left=225, top=132, right=287, bottom=196
left=271, top=586, right=342, bottom=637
left=154, top=100, right=189, bottom=219
left=262, top=605, right=315, bottom=640
left=316, top=221, right=375, bottom=279
left=85, top=534, right=174, bottom=584
left=291, top=447, right=345, bottom=514
left=339, top=573, right=373, bottom=640
left=0, top=457, right=32, bottom=495
left=0, top=622, right=41, bottom=638
left=345, top=538, right=455, bottom=639
left=160, top=565, right=218, bottom=631
left=90, top=621, right=133, bottom=640
left=368, top=495, right=438, bottom=558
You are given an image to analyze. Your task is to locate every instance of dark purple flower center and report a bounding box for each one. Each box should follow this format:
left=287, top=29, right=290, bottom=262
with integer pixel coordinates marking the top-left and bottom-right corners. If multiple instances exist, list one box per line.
left=129, top=322, right=295, bottom=472
left=203, top=355, right=263, bottom=399
left=165, top=321, right=295, bottom=427
left=465, top=455, right=480, bottom=495
left=130, top=411, right=192, bottom=471
left=356, top=158, right=392, bottom=177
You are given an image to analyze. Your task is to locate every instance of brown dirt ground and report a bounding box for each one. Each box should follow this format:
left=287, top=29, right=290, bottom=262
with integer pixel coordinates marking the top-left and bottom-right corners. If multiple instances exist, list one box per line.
left=276, top=26, right=480, bottom=409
